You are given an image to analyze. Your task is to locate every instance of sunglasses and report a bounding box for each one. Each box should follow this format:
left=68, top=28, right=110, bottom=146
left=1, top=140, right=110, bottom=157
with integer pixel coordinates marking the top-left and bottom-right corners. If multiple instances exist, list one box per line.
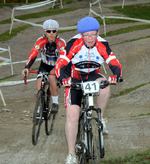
left=46, top=30, right=57, bottom=33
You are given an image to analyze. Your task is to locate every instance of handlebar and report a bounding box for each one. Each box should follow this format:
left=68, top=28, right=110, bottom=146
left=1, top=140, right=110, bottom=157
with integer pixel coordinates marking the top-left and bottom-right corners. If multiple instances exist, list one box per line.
left=24, top=70, right=56, bottom=85
left=68, top=80, right=109, bottom=91
left=68, top=77, right=123, bottom=91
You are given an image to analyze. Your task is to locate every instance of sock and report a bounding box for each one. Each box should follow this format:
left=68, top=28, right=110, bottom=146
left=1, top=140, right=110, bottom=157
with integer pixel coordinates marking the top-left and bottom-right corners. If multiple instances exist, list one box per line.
left=52, top=96, right=58, bottom=104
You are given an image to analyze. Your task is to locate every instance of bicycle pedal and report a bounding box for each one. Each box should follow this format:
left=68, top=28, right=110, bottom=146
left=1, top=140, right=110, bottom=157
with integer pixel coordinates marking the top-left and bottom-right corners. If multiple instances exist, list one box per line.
left=76, top=144, right=82, bottom=150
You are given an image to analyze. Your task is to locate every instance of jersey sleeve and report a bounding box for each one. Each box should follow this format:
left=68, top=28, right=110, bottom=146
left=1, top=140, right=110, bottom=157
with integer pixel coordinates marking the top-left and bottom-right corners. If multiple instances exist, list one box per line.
left=99, top=41, right=122, bottom=77
left=55, top=38, right=77, bottom=80
left=25, top=36, right=47, bottom=69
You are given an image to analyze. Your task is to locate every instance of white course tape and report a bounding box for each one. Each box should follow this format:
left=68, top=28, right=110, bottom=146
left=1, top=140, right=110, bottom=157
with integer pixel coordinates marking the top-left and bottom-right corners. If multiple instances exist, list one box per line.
left=0, top=89, right=6, bottom=106
left=0, top=58, right=41, bottom=66
left=0, top=78, right=36, bottom=87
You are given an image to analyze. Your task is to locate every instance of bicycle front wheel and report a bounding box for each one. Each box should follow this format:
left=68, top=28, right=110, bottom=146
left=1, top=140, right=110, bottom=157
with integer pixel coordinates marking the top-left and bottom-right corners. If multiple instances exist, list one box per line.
left=76, top=118, right=88, bottom=164
left=45, top=111, right=55, bottom=135
left=45, top=88, right=56, bottom=135
left=32, top=90, right=44, bottom=145
left=91, top=119, right=102, bottom=164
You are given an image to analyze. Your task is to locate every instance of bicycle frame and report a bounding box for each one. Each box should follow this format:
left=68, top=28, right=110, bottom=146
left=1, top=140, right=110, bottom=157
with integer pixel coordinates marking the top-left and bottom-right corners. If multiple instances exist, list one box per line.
left=24, top=70, right=57, bottom=145
left=74, top=81, right=106, bottom=163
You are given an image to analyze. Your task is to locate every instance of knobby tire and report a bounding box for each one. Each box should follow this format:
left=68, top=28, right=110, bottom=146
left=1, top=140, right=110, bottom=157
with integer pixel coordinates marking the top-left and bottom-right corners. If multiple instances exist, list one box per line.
left=45, top=88, right=56, bottom=135
left=91, top=119, right=101, bottom=164
left=76, top=116, right=87, bottom=164
left=32, top=89, right=44, bottom=145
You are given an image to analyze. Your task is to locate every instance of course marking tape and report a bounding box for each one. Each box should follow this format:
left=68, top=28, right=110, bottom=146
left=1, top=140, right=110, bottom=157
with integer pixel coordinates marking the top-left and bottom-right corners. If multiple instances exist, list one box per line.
left=0, top=78, right=36, bottom=87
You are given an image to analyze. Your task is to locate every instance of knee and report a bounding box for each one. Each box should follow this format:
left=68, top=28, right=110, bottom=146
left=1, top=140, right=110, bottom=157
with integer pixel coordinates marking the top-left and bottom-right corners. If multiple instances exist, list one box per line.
left=66, top=106, right=80, bottom=123
left=49, top=75, right=56, bottom=81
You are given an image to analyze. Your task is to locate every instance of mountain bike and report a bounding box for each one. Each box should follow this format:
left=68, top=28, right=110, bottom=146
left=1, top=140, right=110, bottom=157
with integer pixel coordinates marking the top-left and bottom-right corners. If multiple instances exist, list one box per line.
left=69, top=80, right=109, bottom=164
left=24, top=70, right=57, bottom=145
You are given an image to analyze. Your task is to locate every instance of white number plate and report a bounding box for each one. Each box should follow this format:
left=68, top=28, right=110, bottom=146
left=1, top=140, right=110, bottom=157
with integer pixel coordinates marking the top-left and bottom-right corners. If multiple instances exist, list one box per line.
left=82, top=81, right=99, bottom=94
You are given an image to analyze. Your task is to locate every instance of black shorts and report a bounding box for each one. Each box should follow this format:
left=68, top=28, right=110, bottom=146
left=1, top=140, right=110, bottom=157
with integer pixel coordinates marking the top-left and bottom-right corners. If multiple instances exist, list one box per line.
left=64, top=73, right=105, bottom=108
left=37, top=61, right=54, bottom=78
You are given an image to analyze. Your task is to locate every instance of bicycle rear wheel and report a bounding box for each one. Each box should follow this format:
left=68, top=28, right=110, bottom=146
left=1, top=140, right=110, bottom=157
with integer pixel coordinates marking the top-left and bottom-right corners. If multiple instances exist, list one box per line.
left=45, top=88, right=56, bottom=135
left=32, top=90, right=44, bottom=145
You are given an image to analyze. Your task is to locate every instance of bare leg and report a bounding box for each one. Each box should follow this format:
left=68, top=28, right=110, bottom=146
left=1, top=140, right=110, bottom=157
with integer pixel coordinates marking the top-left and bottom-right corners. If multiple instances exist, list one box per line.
left=49, top=68, right=58, bottom=97
left=65, top=105, right=80, bottom=154
left=96, top=78, right=110, bottom=118
left=36, top=78, right=42, bottom=94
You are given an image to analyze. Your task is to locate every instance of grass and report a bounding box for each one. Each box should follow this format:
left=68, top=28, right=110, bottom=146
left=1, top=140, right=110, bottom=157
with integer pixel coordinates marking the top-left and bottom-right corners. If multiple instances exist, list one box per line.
left=0, top=6, right=83, bottom=24
left=131, top=113, right=150, bottom=118
left=1, top=1, right=150, bottom=163
left=109, top=3, right=150, bottom=20
left=111, top=81, right=150, bottom=98
left=101, top=149, right=150, bottom=163
left=101, top=23, right=150, bottom=37
left=0, top=24, right=31, bottom=42
left=0, top=74, right=18, bottom=81
left=0, top=3, right=150, bottom=42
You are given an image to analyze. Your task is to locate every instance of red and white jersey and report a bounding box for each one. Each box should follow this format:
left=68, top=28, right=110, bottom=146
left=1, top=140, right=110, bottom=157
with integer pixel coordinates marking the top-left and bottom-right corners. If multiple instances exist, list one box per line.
left=25, top=35, right=66, bottom=69
left=55, top=34, right=122, bottom=80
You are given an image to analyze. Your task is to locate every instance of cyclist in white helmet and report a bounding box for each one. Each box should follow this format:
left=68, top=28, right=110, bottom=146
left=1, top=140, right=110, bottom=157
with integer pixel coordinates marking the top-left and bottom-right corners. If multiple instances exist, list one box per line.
left=22, top=19, right=66, bottom=113
left=55, top=16, right=122, bottom=164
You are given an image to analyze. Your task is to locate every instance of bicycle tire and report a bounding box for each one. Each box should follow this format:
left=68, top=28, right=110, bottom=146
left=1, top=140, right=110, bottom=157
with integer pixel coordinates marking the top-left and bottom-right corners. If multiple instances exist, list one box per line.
left=88, top=123, right=94, bottom=163
left=91, top=119, right=102, bottom=164
left=32, top=89, right=44, bottom=145
left=98, top=120, right=105, bottom=158
left=45, top=87, right=56, bottom=135
left=76, top=116, right=88, bottom=164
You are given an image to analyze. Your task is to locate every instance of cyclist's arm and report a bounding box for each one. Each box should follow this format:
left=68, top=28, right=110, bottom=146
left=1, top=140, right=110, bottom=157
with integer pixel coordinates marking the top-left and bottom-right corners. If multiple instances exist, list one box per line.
left=100, top=41, right=122, bottom=81
left=55, top=38, right=77, bottom=82
left=25, top=36, right=47, bottom=69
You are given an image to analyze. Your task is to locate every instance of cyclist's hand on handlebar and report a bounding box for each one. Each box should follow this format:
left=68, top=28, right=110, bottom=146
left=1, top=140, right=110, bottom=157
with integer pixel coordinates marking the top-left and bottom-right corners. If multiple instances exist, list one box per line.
left=108, top=75, right=117, bottom=84
left=62, top=77, right=71, bottom=87
left=22, top=69, right=29, bottom=77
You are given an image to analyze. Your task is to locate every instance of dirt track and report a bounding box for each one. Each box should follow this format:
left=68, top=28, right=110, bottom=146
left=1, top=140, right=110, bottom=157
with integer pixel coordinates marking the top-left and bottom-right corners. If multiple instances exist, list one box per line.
left=0, top=0, right=150, bottom=163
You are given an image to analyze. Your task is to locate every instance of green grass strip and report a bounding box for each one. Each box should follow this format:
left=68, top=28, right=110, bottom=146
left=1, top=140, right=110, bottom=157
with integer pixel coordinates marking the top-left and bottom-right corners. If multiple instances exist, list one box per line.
left=0, top=6, right=83, bottom=24
left=0, top=24, right=31, bottom=42
left=109, top=3, right=150, bottom=20
left=110, top=35, right=150, bottom=46
left=101, top=23, right=150, bottom=37
left=0, top=74, right=18, bottom=81
left=111, top=82, right=150, bottom=98
left=1, top=21, right=150, bottom=42
left=131, top=113, right=150, bottom=118
left=102, top=149, right=150, bottom=163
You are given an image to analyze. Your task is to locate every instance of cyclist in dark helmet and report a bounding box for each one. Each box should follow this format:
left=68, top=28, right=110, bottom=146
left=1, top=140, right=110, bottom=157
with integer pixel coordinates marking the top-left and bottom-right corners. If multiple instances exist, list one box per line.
left=22, top=19, right=66, bottom=113
left=55, top=16, right=122, bottom=164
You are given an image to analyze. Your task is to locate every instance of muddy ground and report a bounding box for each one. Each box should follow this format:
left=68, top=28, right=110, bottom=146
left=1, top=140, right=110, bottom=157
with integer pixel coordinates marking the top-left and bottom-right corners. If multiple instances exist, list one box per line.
left=0, top=0, right=150, bottom=163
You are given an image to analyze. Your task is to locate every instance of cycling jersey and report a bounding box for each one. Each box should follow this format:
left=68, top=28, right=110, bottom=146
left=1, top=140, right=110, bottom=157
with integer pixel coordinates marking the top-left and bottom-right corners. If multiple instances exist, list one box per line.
left=55, top=34, right=122, bottom=81
left=25, top=35, right=66, bottom=69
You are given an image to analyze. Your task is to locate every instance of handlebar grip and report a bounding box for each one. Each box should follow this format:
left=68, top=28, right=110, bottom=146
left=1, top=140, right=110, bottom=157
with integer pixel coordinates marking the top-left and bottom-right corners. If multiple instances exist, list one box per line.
left=100, top=80, right=109, bottom=89
left=118, top=77, right=123, bottom=82
left=24, top=70, right=27, bottom=85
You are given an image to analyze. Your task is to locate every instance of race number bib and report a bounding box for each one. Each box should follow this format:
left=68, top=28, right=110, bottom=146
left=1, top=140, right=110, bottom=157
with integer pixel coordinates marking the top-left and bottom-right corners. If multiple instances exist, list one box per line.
left=82, top=81, right=100, bottom=94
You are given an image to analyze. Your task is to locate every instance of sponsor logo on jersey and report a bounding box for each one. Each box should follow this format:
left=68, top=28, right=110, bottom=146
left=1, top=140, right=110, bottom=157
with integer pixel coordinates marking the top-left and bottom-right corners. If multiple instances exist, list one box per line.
left=35, top=45, right=40, bottom=50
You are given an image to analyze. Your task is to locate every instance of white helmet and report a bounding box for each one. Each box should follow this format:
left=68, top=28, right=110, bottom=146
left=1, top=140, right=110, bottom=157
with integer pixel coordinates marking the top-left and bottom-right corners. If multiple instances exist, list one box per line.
left=42, top=19, right=59, bottom=30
